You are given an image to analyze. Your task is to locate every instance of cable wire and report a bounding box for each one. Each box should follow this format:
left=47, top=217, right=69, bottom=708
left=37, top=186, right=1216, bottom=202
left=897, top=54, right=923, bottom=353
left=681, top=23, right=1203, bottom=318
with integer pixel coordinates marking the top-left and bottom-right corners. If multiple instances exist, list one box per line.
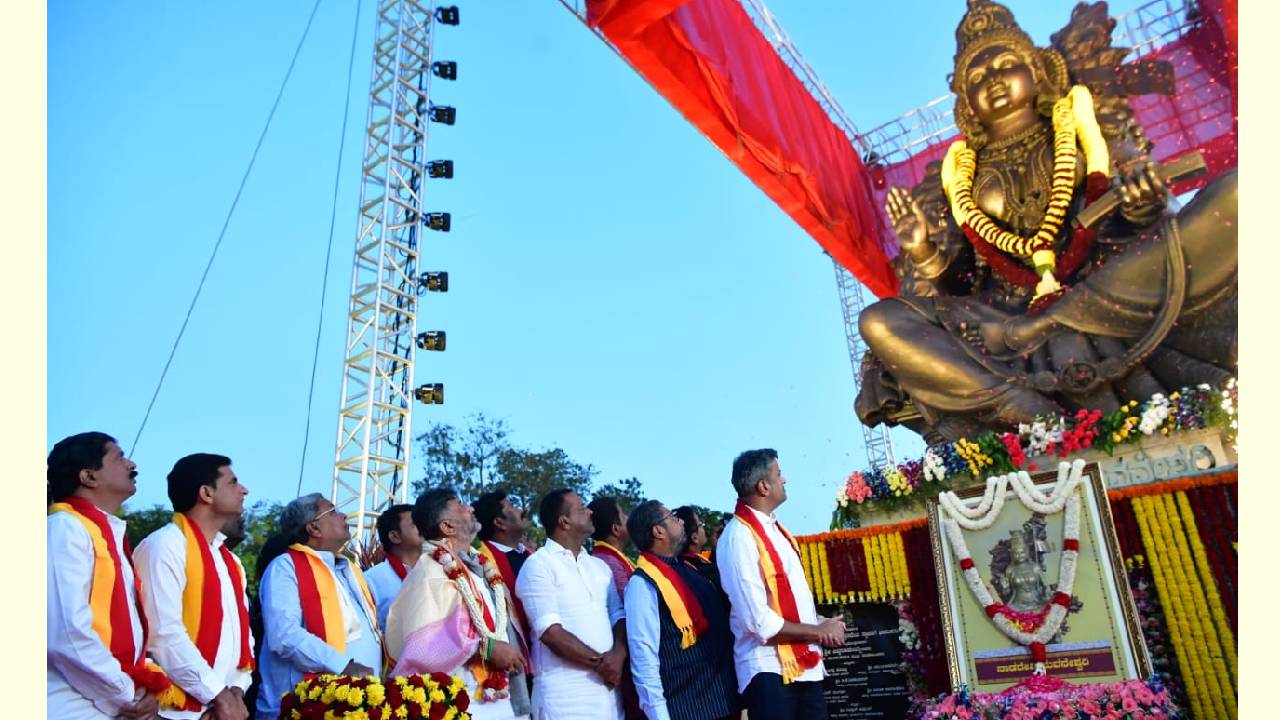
left=129, top=0, right=324, bottom=457
left=298, top=0, right=363, bottom=494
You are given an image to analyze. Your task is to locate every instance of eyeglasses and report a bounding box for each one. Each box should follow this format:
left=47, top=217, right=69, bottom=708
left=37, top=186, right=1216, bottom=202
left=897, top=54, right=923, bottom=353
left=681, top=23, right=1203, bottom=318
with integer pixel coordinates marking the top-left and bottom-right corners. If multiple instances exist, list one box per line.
left=312, top=505, right=338, bottom=523
left=657, top=511, right=676, bottom=525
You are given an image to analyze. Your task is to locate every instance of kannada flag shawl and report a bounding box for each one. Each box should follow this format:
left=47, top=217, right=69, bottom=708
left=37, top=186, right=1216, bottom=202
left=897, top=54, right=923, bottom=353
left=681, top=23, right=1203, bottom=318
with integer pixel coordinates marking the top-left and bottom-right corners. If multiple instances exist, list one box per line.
left=591, top=539, right=635, bottom=571
left=286, top=544, right=380, bottom=654
left=172, top=514, right=254, bottom=672
left=733, top=499, right=822, bottom=683
left=635, top=552, right=709, bottom=648
left=385, top=552, right=409, bottom=580
left=48, top=497, right=200, bottom=711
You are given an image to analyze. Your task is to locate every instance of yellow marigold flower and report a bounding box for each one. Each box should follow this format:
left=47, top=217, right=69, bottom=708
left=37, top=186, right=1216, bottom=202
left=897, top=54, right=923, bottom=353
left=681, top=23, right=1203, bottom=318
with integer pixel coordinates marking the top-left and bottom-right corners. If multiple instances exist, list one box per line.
left=450, top=676, right=464, bottom=694
left=367, top=683, right=386, bottom=706
left=348, top=688, right=365, bottom=706
left=320, top=687, right=336, bottom=704
left=443, top=709, right=458, bottom=720
left=430, top=688, right=446, bottom=703
left=335, top=686, right=350, bottom=702
left=395, top=706, right=409, bottom=719
left=348, top=711, right=369, bottom=720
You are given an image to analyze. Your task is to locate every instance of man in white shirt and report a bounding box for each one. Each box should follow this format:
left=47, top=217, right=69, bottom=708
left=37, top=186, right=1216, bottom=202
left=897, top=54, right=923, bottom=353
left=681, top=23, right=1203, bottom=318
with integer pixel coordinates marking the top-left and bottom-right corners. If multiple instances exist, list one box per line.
left=47, top=431, right=160, bottom=720
left=715, top=449, right=846, bottom=720
left=135, top=453, right=253, bottom=720
left=255, top=494, right=383, bottom=720
left=364, top=503, right=423, bottom=628
left=515, top=489, right=627, bottom=720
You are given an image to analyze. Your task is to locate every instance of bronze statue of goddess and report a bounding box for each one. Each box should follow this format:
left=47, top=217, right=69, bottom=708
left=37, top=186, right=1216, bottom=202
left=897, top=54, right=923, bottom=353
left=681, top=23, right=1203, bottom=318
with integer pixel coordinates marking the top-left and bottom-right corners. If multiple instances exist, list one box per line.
left=857, top=0, right=1236, bottom=443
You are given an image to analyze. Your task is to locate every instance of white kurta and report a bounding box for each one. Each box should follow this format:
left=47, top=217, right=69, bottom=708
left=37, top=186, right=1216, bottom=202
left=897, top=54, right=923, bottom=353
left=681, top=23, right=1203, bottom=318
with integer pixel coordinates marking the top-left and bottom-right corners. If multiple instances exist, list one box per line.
left=515, top=538, right=624, bottom=720
left=47, top=510, right=145, bottom=720
left=134, top=522, right=254, bottom=719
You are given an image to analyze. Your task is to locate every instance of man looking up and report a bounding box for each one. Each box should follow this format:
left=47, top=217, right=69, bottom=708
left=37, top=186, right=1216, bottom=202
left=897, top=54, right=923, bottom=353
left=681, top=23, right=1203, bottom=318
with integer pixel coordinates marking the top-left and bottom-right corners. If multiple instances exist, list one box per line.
left=386, top=488, right=527, bottom=719
left=255, top=494, right=382, bottom=720
left=517, top=489, right=627, bottom=720
left=588, top=496, right=634, bottom=599
left=364, top=504, right=423, bottom=629
left=135, top=453, right=254, bottom=720
left=47, top=432, right=162, bottom=720
left=716, top=449, right=846, bottom=720
left=474, top=489, right=533, bottom=603
left=624, top=501, right=739, bottom=720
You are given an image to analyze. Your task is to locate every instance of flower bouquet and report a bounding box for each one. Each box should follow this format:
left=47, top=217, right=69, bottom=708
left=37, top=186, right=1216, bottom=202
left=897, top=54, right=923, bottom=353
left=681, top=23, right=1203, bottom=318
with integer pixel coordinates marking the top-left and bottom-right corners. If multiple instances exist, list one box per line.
left=279, top=672, right=471, bottom=720
left=918, top=675, right=1179, bottom=720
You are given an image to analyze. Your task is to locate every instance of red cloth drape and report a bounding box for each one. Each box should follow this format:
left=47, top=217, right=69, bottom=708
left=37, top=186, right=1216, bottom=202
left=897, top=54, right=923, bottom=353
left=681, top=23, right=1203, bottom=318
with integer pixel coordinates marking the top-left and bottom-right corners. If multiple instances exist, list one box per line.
left=587, top=0, right=900, bottom=298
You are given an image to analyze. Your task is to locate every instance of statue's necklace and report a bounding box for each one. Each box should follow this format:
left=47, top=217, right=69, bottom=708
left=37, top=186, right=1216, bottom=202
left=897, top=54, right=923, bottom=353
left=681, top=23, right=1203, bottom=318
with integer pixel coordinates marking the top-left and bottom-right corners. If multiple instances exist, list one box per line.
left=948, top=95, right=1078, bottom=275
left=941, top=85, right=1111, bottom=304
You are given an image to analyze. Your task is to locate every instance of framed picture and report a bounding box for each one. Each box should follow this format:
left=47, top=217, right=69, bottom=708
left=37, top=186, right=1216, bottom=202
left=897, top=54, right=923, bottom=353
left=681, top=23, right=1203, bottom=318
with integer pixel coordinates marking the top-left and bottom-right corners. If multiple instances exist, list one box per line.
left=927, top=463, right=1150, bottom=693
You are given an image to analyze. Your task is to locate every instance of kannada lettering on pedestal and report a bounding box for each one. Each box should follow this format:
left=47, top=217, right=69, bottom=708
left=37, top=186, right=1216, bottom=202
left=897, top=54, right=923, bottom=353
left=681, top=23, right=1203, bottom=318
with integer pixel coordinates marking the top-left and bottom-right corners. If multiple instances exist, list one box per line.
left=818, top=603, right=911, bottom=720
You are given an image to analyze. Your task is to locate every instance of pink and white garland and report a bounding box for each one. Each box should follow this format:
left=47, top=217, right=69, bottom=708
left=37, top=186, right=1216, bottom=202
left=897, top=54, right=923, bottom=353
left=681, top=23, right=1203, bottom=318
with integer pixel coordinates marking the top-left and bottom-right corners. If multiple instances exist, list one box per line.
left=939, top=459, right=1085, bottom=674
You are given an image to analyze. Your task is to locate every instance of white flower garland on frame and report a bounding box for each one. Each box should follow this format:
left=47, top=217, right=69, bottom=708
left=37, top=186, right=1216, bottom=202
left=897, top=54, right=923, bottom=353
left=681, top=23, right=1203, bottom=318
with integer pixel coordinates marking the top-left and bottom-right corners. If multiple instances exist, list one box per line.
left=938, top=459, right=1086, bottom=673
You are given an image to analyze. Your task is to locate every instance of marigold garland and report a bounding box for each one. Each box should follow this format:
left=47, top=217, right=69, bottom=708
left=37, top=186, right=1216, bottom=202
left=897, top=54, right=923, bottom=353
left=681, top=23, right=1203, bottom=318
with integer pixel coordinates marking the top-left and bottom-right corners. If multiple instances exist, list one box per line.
left=279, top=671, right=472, bottom=720
left=1174, top=492, right=1237, bottom=688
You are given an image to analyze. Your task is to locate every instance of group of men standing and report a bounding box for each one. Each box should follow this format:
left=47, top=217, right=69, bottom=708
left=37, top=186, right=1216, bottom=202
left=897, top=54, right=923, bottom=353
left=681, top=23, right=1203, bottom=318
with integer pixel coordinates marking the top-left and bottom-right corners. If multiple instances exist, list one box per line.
left=48, top=430, right=845, bottom=720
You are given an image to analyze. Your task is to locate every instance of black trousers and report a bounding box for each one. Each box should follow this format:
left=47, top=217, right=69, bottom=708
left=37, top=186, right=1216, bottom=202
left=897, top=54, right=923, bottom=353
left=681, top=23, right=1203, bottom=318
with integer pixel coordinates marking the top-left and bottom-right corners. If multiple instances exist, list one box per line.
left=741, top=672, right=827, bottom=720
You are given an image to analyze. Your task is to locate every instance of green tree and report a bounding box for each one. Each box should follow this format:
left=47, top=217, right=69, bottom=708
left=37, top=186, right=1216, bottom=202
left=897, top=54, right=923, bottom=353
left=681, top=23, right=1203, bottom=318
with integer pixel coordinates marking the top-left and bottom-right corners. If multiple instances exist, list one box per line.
left=495, top=446, right=596, bottom=515
left=118, top=500, right=283, bottom=598
left=592, top=476, right=646, bottom=512
left=414, top=413, right=511, bottom=498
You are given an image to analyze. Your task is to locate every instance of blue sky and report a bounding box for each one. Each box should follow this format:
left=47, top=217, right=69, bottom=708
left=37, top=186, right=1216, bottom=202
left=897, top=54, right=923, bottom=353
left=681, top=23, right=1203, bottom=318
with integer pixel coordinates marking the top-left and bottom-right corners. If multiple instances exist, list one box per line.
left=48, top=0, right=1152, bottom=533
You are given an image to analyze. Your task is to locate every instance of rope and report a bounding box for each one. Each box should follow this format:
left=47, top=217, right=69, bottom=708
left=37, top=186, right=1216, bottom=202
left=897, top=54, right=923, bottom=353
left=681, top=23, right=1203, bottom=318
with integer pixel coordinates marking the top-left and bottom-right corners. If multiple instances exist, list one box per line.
left=298, top=0, right=363, bottom=494
left=129, top=0, right=324, bottom=457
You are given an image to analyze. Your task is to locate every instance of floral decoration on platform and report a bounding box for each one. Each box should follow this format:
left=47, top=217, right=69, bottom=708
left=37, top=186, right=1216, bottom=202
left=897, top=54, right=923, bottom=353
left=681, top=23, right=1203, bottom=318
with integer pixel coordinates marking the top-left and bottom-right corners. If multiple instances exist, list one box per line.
left=918, top=675, right=1180, bottom=720
left=279, top=672, right=471, bottom=720
left=832, top=381, right=1236, bottom=528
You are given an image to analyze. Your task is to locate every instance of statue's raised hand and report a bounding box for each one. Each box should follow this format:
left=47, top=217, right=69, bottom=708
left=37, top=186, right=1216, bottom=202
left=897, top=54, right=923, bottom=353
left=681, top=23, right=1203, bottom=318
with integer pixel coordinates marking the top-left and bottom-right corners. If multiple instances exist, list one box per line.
left=886, top=186, right=933, bottom=261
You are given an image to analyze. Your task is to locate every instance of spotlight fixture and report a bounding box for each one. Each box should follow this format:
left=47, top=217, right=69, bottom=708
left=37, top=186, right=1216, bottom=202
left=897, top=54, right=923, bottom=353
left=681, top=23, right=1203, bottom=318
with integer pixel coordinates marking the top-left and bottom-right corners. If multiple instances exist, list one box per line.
left=425, top=212, right=451, bottom=232
left=429, top=105, right=456, bottom=125
left=416, top=331, right=446, bottom=351
left=414, top=383, right=445, bottom=404
left=432, top=61, right=457, bottom=81
left=427, top=160, right=454, bottom=179
left=435, top=6, right=460, bottom=25
left=416, top=271, right=449, bottom=293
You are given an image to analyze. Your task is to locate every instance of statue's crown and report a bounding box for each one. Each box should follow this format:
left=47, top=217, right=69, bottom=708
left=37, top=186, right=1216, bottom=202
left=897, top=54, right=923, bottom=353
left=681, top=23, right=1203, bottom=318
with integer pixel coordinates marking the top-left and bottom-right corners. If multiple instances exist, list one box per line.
left=953, top=0, right=1036, bottom=78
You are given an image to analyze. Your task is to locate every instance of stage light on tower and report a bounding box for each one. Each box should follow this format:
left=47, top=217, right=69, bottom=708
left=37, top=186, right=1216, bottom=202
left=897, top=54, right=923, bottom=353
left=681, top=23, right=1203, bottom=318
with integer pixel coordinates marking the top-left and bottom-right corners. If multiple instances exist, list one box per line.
left=415, top=383, right=445, bottom=405
left=435, top=6, right=459, bottom=25
left=425, top=212, right=451, bottom=232
left=416, top=331, right=446, bottom=351
left=429, top=105, right=456, bottom=125
left=432, top=61, right=457, bottom=81
left=417, top=271, right=449, bottom=294
left=427, top=160, right=453, bottom=178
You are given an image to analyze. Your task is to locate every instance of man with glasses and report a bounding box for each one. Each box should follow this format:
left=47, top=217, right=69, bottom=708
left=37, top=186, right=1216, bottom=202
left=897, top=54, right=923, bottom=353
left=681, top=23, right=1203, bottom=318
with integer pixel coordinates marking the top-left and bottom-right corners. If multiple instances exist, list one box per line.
left=624, top=501, right=739, bottom=720
left=254, top=493, right=383, bottom=720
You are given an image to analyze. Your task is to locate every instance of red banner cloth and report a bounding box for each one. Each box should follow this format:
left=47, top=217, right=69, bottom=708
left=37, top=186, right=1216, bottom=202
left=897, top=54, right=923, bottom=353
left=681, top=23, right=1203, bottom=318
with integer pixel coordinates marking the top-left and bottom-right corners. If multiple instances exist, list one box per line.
left=587, top=0, right=900, bottom=298
left=872, top=0, right=1236, bottom=252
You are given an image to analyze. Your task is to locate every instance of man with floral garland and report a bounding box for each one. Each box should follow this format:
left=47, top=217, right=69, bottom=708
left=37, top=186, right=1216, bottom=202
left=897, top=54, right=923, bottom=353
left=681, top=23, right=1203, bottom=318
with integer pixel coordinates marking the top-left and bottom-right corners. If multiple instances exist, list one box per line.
left=716, top=449, right=846, bottom=720
left=385, top=487, right=528, bottom=720
left=47, top=431, right=167, bottom=720
left=134, top=453, right=254, bottom=720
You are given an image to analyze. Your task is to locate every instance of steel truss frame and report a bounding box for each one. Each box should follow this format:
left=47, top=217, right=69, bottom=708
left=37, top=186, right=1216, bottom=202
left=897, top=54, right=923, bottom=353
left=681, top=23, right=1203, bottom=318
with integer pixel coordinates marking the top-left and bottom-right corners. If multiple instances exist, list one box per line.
left=332, top=0, right=437, bottom=548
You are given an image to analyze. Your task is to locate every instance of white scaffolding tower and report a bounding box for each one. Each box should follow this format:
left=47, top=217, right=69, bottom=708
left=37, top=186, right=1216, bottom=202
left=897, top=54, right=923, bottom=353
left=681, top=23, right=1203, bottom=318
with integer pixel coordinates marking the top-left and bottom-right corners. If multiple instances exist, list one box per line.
left=332, top=0, right=439, bottom=547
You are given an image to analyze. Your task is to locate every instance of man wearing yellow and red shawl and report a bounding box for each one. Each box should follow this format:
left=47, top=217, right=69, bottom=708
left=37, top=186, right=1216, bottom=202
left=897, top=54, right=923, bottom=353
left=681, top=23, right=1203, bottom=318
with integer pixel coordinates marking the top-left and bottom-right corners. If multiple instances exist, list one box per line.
left=255, top=494, right=383, bottom=720
left=47, top=432, right=168, bottom=719
left=588, top=497, right=634, bottom=600
left=365, top=503, right=424, bottom=629
left=715, top=449, right=846, bottom=720
left=623, top=501, right=738, bottom=720
left=134, top=453, right=254, bottom=720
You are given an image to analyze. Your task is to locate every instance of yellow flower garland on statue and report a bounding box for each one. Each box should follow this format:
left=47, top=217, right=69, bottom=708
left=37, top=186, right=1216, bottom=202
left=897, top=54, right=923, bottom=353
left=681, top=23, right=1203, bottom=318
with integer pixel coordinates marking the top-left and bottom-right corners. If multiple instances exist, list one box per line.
left=942, top=85, right=1109, bottom=277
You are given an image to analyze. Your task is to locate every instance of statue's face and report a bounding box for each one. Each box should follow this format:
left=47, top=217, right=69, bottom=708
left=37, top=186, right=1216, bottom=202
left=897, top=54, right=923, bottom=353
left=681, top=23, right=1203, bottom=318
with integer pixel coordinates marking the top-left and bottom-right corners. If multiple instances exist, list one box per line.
left=963, top=44, right=1036, bottom=125
left=1011, top=539, right=1030, bottom=562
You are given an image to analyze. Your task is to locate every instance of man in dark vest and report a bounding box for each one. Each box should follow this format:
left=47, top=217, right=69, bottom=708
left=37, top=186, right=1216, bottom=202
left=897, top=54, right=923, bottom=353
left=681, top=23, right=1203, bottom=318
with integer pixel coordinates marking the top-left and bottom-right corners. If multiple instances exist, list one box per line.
left=623, top=500, right=739, bottom=720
